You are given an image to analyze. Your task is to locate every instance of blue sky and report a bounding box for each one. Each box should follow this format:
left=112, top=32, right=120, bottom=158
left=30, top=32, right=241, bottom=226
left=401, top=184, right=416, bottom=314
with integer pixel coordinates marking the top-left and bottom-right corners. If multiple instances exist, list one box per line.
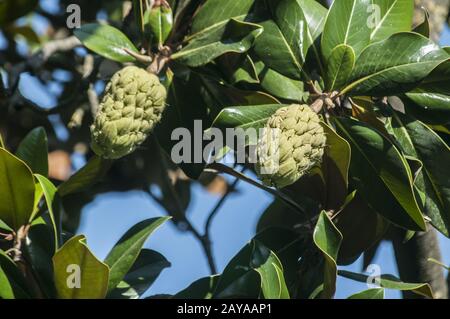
left=2, top=0, right=449, bottom=299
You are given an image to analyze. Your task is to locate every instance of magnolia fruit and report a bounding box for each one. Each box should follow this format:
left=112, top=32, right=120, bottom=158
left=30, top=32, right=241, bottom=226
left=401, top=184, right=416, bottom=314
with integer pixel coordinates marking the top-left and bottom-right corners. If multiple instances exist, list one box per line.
left=90, top=66, right=167, bottom=159
left=256, top=104, right=326, bottom=188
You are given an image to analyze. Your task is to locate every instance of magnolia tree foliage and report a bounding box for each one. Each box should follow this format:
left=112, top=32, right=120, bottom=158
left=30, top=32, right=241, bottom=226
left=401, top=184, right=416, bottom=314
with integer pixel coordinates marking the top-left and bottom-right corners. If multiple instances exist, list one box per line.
left=0, top=0, right=449, bottom=299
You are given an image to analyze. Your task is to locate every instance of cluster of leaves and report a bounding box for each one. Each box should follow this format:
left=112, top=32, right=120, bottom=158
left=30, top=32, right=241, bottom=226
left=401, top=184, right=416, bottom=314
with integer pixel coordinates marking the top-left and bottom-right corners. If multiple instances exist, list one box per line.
left=1, top=0, right=449, bottom=299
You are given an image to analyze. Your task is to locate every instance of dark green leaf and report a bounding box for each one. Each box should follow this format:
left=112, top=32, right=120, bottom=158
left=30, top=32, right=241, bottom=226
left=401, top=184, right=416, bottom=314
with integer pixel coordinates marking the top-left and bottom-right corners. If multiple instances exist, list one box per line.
left=58, top=155, right=113, bottom=197
left=212, top=104, right=286, bottom=145
left=104, top=217, right=170, bottom=293
left=390, top=112, right=450, bottom=237
left=174, top=275, right=220, bottom=299
left=213, top=240, right=289, bottom=299
left=321, top=0, right=371, bottom=60
left=172, top=19, right=262, bottom=67
left=335, top=192, right=389, bottom=265
left=334, top=117, right=426, bottom=231
left=0, top=250, right=30, bottom=299
left=343, top=32, right=449, bottom=96
left=15, top=127, right=48, bottom=176
left=191, top=0, right=256, bottom=34
left=253, top=59, right=309, bottom=101
left=23, top=217, right=57, bottom=298
left=368, top=0, right=413, bottom=43
left=313, top=211, right=342, bottom=298
left=145, top=5, right=173, bottom=46
left=74, top=23, right=139, bottom=63
left=120, top=249, right=170, bottom=296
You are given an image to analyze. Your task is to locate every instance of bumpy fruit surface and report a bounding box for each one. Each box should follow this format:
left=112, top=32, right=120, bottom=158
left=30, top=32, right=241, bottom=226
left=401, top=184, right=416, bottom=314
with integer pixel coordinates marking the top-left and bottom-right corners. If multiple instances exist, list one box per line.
left=256, top=104, right=326, bottom=188
left=90, top=66, right=166, bottom=159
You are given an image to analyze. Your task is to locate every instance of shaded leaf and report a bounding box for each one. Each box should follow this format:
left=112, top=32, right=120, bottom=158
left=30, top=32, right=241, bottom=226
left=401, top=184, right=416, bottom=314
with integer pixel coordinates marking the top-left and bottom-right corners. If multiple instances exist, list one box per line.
left=334, top=117, right=426, bottom=231
left=104, top=217, right=170, bottom=293
left=313, top=211, right=342, bottom=298
left=0, top=250, right=30, bottom=299
left=390, top=112, right=450, bottom=237
left=174, top=275, right=220, bottom=299
left=213, top=240, right=290, bottom=299
left=16, top=127, right=48, bottom=176
left=58, top=155, right=113, bottom=197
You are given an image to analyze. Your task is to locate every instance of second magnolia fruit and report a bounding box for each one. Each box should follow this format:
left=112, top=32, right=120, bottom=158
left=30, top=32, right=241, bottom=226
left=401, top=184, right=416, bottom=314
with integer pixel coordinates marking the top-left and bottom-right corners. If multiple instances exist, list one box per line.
left=256, top=104, right=326, bottom=188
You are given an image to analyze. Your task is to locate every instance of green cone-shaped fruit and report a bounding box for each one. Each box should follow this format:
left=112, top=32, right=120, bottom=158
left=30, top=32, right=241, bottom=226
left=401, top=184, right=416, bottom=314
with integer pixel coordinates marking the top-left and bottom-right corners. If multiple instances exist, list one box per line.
left=256, top=104, right=326, bottom=188
left=90, top=66, right=167, bottom=159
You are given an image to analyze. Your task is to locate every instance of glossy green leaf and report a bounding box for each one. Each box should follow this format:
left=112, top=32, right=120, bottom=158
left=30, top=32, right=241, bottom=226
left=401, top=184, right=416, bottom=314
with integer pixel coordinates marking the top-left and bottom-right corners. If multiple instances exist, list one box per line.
left=58, top=155, right=113, bottom=197
left=0, top=133, right=4, bottom=148
left=343, top=32, right=450, bottom=96
left=254, top=60, right=309, bottom=101
left=368, top=0, right=414, bottom=43
left=212, top=104, right=286, bottom=145
left=390, top=112, right=450, bottom=237
left=16, top=127, right=48, bottom=176
left=334, top=117, right=426, bottom=231
left=74, top=23, right=139, bottom=63
left=321, top=0, right=371, bottom=60
left=172, top=19, right=262, bottom=67
left=34, top=174, right=61, bottom=248
left=338, top=270, right=433, bottom=298
left=296, top=0, right=327, bottom=73
left=145, top=5, right=173, bottom=46
left=267, top=0, right=312, bottom=72
left=53, top=235, right=109, bottom=299
left=404, top=60, right=450, bottom=125
left=213, top=240, right=290, bottom=299
left=325, top=44, right=355, bottom=91
left=313, top=211, right=342, bottom=298
left=220, top=53, right=260, bottom=85
left=253, top=19, right=304, bottom=80
left=191, top=0, right=256, bottom=34
left=0, top=148, right=35, bottom=230
left=348, top=288, right=384, bottom=299
left=174, top=275, right=220, bottom=299
left=104, top=217, right=170, bottom=292
left=23, top=217, right=57, bottom=298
